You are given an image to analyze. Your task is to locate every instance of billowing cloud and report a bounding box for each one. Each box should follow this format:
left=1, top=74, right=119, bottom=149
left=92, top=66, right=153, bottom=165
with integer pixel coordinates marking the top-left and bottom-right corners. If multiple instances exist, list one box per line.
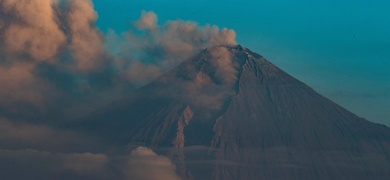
left=0, top=0, right=66, bottom=61
left=67, top=0, right=104, bottom=72
left=0, top=0, right=109, bottom=119
left=135, top=10, right=158, bottom=30
left=0, top=0, right=103, bottom=68
left=126, top=147, right=181, bottom=180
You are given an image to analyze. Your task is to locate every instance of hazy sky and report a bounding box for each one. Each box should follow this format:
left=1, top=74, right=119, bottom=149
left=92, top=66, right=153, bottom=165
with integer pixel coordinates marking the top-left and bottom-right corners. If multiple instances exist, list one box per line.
left=93, top=0, right=390, bottom=126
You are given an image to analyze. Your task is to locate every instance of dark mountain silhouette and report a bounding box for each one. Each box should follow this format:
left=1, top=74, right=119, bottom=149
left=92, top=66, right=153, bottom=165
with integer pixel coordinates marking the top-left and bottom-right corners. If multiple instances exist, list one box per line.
left=79, top=45, right=390, bottom=180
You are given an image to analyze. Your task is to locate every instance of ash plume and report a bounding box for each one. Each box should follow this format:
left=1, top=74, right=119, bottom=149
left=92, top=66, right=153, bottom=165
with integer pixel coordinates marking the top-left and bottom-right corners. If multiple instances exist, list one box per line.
left=110, top=11, right=237, bottom=85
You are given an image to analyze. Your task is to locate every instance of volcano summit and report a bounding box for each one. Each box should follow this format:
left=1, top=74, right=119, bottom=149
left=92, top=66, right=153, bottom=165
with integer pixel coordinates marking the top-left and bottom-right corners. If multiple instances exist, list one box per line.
left=81, top=45, right=390, bottom=180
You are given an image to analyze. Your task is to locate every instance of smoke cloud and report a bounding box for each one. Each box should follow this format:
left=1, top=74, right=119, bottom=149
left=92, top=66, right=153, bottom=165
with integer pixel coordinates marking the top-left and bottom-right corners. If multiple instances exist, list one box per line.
left=67, top=0, right=104, bottom=72
left=182, top=46, right=239, bottom=110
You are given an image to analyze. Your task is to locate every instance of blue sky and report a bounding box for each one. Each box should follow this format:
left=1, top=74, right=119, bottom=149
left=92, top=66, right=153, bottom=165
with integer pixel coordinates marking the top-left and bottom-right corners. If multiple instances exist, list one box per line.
left=92, top=0, right=390, bottom=125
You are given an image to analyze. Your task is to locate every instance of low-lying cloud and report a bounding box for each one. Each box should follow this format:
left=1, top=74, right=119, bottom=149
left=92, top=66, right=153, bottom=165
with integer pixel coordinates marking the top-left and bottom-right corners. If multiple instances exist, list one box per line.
left=0, top=146, right=181, bottom=180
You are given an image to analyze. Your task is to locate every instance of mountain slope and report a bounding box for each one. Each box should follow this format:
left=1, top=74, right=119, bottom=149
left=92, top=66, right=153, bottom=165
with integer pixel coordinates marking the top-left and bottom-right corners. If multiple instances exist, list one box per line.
left=80, top=45, right=390, bottom=179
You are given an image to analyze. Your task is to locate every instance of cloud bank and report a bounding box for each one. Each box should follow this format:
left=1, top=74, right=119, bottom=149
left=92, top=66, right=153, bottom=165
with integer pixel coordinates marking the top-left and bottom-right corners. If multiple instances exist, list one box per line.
left=0, top=146, right=180, bottom=180
left=0, top=148, right=111, bottom=180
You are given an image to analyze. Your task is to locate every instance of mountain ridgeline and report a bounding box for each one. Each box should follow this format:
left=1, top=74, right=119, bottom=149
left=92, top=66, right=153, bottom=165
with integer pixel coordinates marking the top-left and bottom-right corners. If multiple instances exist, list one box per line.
left=81, top=45, right=390, bottom=180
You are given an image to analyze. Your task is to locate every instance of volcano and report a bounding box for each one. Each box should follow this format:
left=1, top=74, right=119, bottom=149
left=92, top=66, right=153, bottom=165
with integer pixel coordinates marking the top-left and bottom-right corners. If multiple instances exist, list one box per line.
left=81, top=45, right=390, bottom=179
